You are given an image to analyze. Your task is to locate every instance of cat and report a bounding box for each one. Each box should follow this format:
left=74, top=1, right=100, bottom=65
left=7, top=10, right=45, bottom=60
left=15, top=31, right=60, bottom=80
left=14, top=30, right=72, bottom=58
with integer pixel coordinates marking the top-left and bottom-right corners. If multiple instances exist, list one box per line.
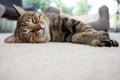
left=4, top=5, right=119, bottom=47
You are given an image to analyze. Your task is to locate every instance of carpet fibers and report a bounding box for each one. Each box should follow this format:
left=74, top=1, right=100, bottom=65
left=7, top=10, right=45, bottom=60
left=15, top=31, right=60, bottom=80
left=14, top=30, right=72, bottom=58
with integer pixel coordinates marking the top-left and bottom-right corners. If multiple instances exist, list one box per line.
left=0, top=33, right=120, bottom=80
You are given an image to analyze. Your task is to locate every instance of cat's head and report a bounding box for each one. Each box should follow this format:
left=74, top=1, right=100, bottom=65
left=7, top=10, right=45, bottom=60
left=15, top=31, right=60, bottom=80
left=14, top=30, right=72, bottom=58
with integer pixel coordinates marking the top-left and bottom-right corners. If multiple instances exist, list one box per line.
left=5, top=5, right=50, bottom=43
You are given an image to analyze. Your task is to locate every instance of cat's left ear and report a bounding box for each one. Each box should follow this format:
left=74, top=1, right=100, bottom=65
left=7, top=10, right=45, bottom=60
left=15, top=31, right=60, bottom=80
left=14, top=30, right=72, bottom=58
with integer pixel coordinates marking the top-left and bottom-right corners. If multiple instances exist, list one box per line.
left=4, top=35, right=16, bottom=43
left=13, top=4, right=26, bottom=17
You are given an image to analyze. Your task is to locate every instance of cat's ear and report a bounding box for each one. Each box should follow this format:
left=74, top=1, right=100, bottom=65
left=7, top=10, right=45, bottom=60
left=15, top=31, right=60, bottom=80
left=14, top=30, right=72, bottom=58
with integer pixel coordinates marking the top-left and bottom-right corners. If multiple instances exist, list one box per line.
left=13, top=4, right=26, bottom=17
left=4, top=35, right=16, bottom=43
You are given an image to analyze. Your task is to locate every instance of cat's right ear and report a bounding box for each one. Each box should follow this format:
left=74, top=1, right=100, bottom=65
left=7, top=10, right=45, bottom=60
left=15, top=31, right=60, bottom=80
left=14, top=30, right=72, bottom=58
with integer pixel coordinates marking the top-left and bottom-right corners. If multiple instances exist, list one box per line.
left=13, top=4, right=26, bottom=17
left=4, top=35, right=16, bottom=43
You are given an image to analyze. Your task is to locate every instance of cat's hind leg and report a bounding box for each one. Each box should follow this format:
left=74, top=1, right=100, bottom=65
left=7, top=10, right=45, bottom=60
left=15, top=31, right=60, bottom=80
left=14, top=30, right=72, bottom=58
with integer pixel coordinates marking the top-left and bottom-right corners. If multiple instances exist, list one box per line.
left=71, top=31, right=119, bottom=47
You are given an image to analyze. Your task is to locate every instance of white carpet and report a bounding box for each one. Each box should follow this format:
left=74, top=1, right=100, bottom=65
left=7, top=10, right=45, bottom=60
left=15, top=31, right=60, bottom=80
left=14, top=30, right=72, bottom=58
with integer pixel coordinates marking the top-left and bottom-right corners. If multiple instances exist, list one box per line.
left=0, top=33, right=120, bottom=80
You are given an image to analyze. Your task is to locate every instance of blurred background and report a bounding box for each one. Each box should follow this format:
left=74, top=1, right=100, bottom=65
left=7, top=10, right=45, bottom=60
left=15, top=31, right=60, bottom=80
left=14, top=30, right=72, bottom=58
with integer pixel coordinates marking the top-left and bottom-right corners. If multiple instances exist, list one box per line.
left=22, top=0, right=117, bottom=15
left=0, top=0, right=120, bottom=32
left=22, top=0, right=120, bottom=31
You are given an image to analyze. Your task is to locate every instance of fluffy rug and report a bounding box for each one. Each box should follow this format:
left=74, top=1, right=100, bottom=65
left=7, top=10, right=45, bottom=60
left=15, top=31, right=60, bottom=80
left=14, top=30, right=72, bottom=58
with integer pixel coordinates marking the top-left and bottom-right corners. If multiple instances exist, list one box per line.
left=0, top=33, right=120, bottom=80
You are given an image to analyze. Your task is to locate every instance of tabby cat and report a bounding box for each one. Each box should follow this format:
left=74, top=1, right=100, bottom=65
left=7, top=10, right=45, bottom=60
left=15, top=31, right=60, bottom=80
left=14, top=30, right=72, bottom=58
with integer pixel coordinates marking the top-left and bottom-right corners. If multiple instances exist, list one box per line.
left=4, top=5, right=119, bottom=47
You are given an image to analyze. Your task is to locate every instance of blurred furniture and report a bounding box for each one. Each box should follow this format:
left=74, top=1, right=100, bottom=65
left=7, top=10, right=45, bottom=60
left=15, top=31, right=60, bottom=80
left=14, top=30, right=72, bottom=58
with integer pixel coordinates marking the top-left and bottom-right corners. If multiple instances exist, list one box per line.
left=87, top=5, right=110, bottom=31
left=0, top=4, right=110, bottom=32
left=44, top=6, right=60, bottom=14
left=61, top=5, right=110, bottom=32
left=0, top=0, right=37, bottom=20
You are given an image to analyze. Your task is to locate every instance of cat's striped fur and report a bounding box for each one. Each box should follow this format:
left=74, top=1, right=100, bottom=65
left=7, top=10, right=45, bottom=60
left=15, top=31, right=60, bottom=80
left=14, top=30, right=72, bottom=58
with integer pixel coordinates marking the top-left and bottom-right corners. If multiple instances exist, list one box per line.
left=5, top=5, right=119, bottom=47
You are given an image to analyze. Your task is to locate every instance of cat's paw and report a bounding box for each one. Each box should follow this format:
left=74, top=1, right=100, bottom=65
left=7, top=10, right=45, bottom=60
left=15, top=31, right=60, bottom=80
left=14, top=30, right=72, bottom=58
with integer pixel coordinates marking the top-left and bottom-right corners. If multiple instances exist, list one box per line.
left=91, top=32, right=119, bottom=47
left=98, top=32, right=119, bottom=47
left=102, top=39, right=119, bottom=47
left=91, top=40, right=119, bottom=47
left=91, top=39, right=119, bottom=47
